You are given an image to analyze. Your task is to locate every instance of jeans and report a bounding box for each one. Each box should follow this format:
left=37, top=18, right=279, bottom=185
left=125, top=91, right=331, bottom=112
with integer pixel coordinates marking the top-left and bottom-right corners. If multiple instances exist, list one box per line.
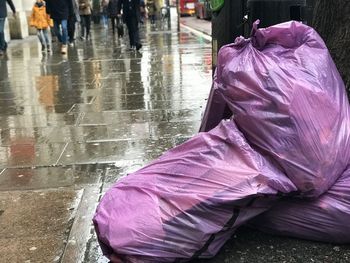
left=0, top=18, right=7, bottom=51
left=53, top=19, right=68, bottom=45
left=101, top=14, right=108, bottom=27
left=37, top=28, right=50, bottom=47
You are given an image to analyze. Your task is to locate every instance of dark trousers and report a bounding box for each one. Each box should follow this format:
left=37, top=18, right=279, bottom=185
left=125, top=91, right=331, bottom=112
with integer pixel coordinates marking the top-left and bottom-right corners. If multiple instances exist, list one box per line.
left=125, top=16, right=140, bottom=47
left=0, top=18, right=7, bottom=51
left=68, top=16, right=76, bottom=43
left=110, top=16, right=117, bottom=34
left=80, top=15, right=91, bottom=38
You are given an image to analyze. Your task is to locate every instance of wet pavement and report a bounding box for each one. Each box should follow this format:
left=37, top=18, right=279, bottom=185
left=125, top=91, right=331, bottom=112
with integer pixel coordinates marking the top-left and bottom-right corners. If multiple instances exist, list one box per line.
left=0, top=11, right=349, bottom=263
left=180, top=16, right=211, bottom=37
left=0, top=11, right=212, bottom=263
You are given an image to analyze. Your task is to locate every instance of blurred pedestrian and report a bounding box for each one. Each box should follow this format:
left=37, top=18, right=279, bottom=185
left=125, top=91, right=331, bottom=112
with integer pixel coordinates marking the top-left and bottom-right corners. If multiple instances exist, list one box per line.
left=78, top=0, right=92, bottom=40
left=140, top=0, right=145, bottom=24
left=100, top=0, right=109, bottom=28
left=29, top=0, right=53, bottom=53
left=68, top=0, right=80, bottom=46
left=46, top=0, right=73, bottom=54
left=0, top=0, right=16, bottom=56
left=108, top=0, right=119, bottom=35
left=146, top=0, right=156, bottom=25
left=117, top=0, right=142, bottom=51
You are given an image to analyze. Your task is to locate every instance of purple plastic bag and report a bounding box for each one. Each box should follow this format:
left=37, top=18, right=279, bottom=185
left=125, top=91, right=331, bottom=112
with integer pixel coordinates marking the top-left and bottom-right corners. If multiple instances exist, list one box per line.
left=250, top=166, right=350, bottom=243
left=93, top=120, right=297, bottom=262
left=94, top=21, right=350, bottom=262
left=204, top=21, right=350, bottom=197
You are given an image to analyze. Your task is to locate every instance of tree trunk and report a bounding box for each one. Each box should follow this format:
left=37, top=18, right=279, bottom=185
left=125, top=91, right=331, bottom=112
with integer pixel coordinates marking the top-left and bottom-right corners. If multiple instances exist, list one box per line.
left=312, top=0, right=350, bottom=97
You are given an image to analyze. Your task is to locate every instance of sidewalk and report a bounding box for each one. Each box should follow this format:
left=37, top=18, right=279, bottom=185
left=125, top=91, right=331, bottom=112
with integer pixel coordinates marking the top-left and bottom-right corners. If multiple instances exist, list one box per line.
left=0, top=14, right=212, bottom=262
left=180, top=16, right=212, bottom=41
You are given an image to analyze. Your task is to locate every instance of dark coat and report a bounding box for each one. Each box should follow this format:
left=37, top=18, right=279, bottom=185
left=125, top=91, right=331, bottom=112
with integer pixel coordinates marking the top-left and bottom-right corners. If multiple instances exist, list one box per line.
left=46, top=0, right=73, bottom=20
left=107, top=0, right=119, bottom=18
left=117, top=0, right=140, bottom=21
left=0, top=0, right=16, bottom=18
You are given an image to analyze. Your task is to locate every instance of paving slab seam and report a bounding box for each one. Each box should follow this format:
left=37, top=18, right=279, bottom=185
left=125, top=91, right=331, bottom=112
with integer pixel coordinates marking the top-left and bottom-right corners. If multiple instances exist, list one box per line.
left=55, top=142, right=70, bottom=166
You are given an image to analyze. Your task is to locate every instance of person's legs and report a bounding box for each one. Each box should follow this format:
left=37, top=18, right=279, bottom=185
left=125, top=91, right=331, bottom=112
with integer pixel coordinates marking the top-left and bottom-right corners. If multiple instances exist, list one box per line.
left=43, top=28, right=51, bottom=51
left=80, top=15, right=86, bottom=38
left=111, top=17, right=116, bottom=34
left=126, top=18, right=134, bottom=48
left=102, top=14, right=108, bottom=28
left=105, top=15, right=109, bottom=27
left=50, top=26, right=57, bottom=42
left=60, top=19, right=68, bottom=54
left=128, top=16, right=141, bottom=50
left=86, top=15, right=91, bottom=39
left=132, top=16, right=141, bottom=50
left=116, top=16, right=124, bottom=37
left=37, top=29, right=46, bottom=51
left=53, top=20, right=63, bottom=43
left=0, top=18, right=7, bottom=53
left=67, top=16, right=76, bottom=44
left=42, top=28, right=50, bottom=49
left=61, top=19, right=68, bottom=44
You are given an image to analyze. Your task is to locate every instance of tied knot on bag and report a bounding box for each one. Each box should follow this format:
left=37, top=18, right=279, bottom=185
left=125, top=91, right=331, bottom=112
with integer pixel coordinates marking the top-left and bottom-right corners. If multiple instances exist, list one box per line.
left=250, top=19, right=266, bottom=49
left=233, top=20, right=260, bottom=47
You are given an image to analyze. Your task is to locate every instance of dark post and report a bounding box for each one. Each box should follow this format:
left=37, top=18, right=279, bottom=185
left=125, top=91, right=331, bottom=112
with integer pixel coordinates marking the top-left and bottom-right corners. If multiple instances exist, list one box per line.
left=176, top=0, right=180, bottom=32
left=246, top=0, right=307, bottom=29
left=211, top=0, right=246, bottom=69
left=166, top=0, right=171, bottom=27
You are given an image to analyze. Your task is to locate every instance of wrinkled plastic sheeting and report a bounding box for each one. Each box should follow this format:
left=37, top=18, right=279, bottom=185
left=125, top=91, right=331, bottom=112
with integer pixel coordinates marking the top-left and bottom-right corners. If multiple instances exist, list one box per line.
left=202, top=21, right=350, bottom=197
left=94, top=21, right=350, bottom=262
left=250, top=166, right=350, bottom=243
left=93, top=120, right=297, bottom=262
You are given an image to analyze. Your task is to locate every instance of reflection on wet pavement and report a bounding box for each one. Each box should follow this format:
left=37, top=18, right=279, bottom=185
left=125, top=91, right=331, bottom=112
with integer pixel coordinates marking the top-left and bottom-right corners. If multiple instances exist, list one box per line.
left=0, top=11, right=212, bottom=263
left=0, top=27, right=211, bottom=172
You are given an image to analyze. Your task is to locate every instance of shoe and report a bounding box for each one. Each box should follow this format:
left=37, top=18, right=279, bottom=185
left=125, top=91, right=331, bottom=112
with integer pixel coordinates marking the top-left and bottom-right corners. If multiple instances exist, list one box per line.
left=47, top=46, right=51, bottom=53
left=69, top=42, right=74, bottom=47
left=41, top=45, right=46, bottom=53
left=136, top=43, right=142, bottom=51
left=79, top=36, right=85, bottom=41
left=0, top=50, right=4, bottom=56
left=61, top=45, right=67, bottom=55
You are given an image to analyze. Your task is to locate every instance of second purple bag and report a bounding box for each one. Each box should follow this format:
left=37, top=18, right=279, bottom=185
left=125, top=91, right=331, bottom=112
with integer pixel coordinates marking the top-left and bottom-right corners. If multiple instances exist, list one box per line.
left=250, top=166, right=350, bottom=243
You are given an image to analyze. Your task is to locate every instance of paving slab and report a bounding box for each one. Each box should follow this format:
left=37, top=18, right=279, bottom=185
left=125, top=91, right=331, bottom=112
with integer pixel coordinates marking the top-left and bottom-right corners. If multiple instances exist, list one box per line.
left=0, top=189, right=82, bottom=263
